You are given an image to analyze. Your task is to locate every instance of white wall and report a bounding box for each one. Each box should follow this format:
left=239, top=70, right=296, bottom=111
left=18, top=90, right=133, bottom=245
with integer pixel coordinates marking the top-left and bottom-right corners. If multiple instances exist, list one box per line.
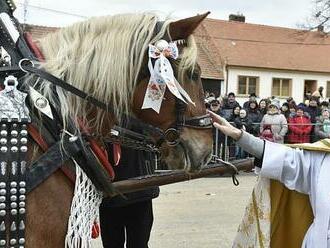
left=226, top=66, right=330, bottom=106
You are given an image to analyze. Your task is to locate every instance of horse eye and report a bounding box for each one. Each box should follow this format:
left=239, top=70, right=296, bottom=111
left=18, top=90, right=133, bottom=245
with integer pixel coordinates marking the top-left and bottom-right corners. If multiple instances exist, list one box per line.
left=188, top=70, right=200, bottom=81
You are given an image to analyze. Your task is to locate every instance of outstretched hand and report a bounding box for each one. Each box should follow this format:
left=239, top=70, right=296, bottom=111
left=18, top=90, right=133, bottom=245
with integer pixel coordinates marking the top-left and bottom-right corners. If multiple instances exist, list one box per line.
left=207, top=110, right=243, bottom=140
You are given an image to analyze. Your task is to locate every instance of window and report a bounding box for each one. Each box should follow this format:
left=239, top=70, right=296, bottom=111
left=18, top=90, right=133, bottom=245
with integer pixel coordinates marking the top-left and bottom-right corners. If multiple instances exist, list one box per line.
left=327, top=81, right=330, bottom=97
left=238, top=76, right=259, bottom=95
left=272, top=78, right=292, bottom=97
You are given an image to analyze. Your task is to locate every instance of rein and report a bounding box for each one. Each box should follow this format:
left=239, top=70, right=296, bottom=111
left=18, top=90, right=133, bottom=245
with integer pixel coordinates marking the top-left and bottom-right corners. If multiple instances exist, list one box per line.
left=0, top=64, right=212, bottom=150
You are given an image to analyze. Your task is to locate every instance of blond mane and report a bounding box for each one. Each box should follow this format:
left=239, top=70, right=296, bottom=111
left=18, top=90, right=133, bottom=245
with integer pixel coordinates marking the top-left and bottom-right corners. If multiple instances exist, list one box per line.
left=34, top=13, right=197, bottom=134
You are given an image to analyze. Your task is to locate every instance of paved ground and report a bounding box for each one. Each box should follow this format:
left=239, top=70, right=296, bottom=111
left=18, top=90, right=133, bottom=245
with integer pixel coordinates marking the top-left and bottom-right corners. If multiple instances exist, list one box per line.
left=92, top=172, right=257, bottom=248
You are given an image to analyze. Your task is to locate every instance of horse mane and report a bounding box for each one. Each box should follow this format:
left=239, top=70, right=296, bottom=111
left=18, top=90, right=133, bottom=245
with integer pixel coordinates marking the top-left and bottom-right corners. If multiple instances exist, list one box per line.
left=34, top=13, right=197, bottom=134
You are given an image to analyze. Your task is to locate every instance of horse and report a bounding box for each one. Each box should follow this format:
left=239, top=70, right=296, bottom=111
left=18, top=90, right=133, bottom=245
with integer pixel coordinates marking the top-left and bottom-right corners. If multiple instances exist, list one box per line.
left=20, top=12, right=213, bottom=247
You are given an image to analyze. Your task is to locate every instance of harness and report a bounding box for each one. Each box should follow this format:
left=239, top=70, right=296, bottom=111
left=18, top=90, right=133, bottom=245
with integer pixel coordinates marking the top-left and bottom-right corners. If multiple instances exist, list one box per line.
left=0, top=2, right=212, bottom=246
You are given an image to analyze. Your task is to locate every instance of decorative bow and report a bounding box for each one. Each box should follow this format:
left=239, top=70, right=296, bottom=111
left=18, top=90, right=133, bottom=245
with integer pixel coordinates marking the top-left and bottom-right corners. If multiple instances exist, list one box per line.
left=141, top=40, right=195, bottom=113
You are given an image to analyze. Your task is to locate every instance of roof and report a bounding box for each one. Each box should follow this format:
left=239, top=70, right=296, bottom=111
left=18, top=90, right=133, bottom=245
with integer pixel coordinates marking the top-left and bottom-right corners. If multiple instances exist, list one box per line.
left=194, top=18, right=330, bottom=74
left=194, top=23, right=224, bottom=79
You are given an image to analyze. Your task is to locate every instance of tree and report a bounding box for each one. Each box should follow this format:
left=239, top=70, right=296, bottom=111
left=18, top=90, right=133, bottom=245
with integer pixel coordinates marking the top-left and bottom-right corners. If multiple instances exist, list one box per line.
left=303, top=0, right=330, bottom=32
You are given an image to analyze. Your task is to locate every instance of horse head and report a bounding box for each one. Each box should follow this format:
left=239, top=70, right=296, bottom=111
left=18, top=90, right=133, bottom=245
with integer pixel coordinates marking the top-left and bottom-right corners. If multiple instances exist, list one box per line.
left=37, top=12, right=213, bottom=172
left=132, top=13, right=213, bottom=171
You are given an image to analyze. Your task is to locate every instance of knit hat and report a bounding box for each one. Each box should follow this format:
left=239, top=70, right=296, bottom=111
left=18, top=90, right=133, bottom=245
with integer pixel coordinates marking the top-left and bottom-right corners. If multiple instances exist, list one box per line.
left=269, top=99, right=280, bottom=109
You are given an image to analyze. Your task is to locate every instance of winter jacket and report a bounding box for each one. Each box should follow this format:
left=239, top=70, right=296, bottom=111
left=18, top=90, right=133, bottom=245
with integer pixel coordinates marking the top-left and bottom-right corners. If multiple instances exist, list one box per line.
left=314, top=116, right=330, bottom=140
left=222, top=101, right=240, bottom=120
left=233, top=116, right=253, bottom=133
left=260, top=113, right=288, bottom=143
left=246, top=108, right=262, bottom=136
left=287, top=113, right=312, bottom=143
left=305, top=106, right=320, bottom=123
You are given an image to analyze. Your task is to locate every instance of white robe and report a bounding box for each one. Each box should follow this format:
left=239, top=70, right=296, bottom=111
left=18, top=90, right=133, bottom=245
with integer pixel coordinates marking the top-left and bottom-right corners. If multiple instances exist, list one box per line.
left=260, top=141, right=330, bottom=248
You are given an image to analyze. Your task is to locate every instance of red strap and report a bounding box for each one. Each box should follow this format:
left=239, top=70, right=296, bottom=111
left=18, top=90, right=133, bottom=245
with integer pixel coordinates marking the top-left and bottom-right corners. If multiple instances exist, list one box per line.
left=27, top=124, right=49, bottom=151
left=88, top=139, right=115, bottom=180
left=77, top=119, right=117, bottom=179
left=113, top=144, right=121, bottom=166
left=28, top=124, right=76, bottom=183
left=24, top=32, right=45, bottom=61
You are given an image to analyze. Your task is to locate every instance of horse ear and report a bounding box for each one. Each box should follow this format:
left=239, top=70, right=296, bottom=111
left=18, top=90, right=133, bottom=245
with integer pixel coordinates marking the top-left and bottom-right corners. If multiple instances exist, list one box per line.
left=169, top=11, right=210, bottom=41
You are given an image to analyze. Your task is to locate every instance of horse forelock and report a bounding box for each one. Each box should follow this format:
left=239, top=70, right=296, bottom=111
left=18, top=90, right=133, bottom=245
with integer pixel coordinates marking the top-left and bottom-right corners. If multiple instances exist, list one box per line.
left=34, top=13, right=197, bottom=134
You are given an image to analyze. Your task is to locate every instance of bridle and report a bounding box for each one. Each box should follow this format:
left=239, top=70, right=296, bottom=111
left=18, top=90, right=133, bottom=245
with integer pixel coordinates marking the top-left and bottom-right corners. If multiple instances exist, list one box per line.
left=163, top=98, right=212, bottom=147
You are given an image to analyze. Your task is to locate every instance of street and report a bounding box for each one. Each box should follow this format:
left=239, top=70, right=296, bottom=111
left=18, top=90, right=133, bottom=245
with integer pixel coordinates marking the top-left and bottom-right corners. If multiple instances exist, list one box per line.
left=93, top=172, right=257, bottom=248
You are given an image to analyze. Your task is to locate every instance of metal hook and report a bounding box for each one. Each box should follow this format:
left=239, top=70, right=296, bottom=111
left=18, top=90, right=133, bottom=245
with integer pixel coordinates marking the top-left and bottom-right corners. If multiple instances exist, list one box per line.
left=18, top=59, right=34, bottom=73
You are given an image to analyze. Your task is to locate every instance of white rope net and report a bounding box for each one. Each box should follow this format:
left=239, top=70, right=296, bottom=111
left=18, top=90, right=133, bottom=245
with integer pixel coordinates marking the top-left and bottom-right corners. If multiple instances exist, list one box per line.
left=65, top=160, right=103, bottom=248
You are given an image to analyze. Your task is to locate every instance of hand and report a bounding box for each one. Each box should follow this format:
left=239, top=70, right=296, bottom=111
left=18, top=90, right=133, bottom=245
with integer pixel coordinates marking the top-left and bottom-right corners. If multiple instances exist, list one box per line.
left=207, top=110, right=242, bottom=140
left=274, top=133, right=282, bottom=140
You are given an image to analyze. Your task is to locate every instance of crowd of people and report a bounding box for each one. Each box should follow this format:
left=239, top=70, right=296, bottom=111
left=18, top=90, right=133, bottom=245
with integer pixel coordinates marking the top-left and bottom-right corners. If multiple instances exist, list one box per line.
left=206, top=87, right=330, bottom=159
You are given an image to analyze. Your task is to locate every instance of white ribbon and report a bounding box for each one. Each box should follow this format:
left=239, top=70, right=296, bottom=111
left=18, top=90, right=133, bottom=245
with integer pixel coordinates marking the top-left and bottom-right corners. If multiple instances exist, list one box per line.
left=141, top=40, right=195, bottom=113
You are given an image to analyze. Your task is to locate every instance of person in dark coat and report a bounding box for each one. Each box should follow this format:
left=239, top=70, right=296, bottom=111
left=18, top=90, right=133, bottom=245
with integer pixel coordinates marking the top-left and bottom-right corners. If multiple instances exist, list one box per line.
left=233, top=109, right=252, bottom=158
left=305, top=96, right=321, bottom=124
left=258, top=99, right=268, bottom=118
left=280, top=102, right=291, bottom=119
left=99, top=122, right=159, bottom=248
left=246, top=100, right=262, bottom=136
left=221, top=92, right=240, bottom=121
left=305, top=96, right=321, bottom=142
left=229, top=106, right=242, bottom=122
left=243, top=93, right=257, bottom=109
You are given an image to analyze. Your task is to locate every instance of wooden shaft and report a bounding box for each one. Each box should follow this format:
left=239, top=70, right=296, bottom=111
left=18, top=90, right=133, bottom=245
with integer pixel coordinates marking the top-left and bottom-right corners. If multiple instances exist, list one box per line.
left=110, top=158, right=254, bottom=196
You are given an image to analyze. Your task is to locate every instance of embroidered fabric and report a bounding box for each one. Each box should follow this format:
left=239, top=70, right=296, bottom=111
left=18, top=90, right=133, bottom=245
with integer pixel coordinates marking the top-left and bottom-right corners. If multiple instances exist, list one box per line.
left=232, top=177, right=271, bottom=248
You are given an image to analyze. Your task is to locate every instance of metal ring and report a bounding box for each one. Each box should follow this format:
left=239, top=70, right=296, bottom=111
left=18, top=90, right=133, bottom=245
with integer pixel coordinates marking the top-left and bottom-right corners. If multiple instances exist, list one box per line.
left=164, top=128, right=180, bottom=147
left=18, top=59, right=34, bottom=73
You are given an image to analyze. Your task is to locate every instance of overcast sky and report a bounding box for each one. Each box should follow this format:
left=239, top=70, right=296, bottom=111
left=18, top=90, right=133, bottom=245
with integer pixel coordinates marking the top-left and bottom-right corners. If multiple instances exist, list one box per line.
left=12, top=0, right=315, bottom=29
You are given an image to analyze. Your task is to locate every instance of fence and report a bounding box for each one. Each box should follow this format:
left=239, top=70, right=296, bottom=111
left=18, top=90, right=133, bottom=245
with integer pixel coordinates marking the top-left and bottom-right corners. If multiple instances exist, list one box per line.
left=211, top=122, right=330, bottom=162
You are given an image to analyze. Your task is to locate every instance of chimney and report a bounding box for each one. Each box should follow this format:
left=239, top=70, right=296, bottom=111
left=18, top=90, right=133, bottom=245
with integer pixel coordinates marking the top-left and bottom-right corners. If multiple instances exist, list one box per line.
left=317, top=25, right=324, bottom=32
left=229, top=14, right=245, bottom=22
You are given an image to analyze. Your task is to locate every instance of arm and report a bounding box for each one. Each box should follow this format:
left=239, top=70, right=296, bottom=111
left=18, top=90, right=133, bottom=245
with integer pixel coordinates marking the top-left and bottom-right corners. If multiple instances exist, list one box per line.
left=208, top=110, right=318, bottom=194
left=279, top=115, right=288, bottom=137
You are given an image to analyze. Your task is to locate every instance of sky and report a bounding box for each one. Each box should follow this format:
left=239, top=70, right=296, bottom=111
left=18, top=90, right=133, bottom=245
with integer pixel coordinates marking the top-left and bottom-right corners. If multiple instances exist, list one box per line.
left=12, top=0, right=315, bottom=29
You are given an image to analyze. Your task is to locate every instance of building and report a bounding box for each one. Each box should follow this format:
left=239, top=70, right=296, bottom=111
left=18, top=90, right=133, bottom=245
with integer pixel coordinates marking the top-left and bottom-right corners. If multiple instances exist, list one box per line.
left=194, top=15, right=330, bottom=105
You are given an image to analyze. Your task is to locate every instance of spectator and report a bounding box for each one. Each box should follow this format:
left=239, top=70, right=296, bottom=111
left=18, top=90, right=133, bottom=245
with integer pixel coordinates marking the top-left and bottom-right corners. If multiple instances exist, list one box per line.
left=305, top=96, right=320, bottom=124
left=246, top=100, right=262, bottom=136
left=312, top=86, right=325, bottom=102
left=222, top=92, right=240, bottom=120
left=280, top=102, right=290, bottom=119
left=208, top=98, right=226, bottom=158
left=305, top=96, right=321, bottom=142
left=314, top=108, right=330, bottom=140
left=209, top=98, right=221, bottom=114
left=260, top=99, right=288, bottom=144
left=258, top=99, right=268, bottom=118
left=233, top=109, right=252, bottom=158
left=230, top=106, right=242, bottom=122
left=320, top=101, right=329, bottom=111
left=243, top=93, right=257, bottom=109
left=288, top=101, right=297, bottom=118
left=287, top=105, right=312, bottom=144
